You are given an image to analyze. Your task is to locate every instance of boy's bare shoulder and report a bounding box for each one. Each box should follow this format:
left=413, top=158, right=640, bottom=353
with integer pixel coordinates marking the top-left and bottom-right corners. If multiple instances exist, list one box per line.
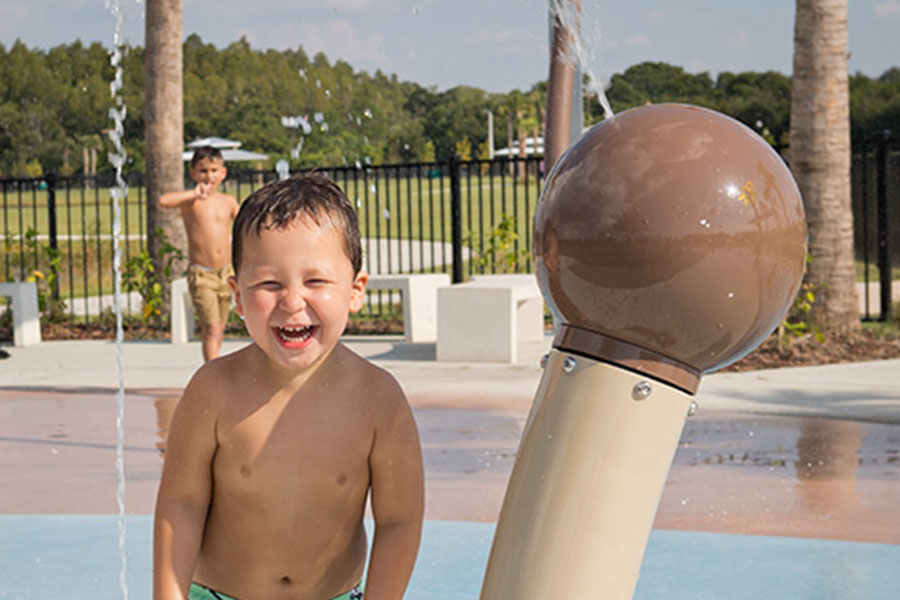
left=336, top=344, right=407, bottom=407
left=181, top=345, right=255, bottom=407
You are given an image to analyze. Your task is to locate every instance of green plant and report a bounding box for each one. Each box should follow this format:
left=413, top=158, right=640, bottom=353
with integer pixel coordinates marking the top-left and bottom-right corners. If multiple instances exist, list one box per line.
left=22, top=228, right=67, bottom=322
left=122, top=226, right=185, bottom=324
left=471, top=213, right=531, bottom=274
left=123, top=251, right=163, bottom=322
left=778, top=255, right=823, bottom=348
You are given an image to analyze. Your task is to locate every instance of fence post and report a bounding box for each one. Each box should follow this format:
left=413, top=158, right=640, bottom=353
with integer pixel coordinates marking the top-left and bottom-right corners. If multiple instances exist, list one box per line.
left=449, top=154, right=463, bottom=283
left=876, top=130, right=892, bottom=321
left=45, top=173, right=59, bottom=301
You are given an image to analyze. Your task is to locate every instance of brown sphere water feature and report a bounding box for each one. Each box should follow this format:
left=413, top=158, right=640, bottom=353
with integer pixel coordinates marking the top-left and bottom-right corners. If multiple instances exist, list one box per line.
left=534, top=104, right=807, bottom=393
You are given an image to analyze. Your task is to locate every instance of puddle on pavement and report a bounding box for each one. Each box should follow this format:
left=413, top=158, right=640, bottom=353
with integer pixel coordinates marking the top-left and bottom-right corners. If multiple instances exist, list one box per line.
left=660, top=411, right=900, bottom=542
left=1, top=389, right=899, bottom=541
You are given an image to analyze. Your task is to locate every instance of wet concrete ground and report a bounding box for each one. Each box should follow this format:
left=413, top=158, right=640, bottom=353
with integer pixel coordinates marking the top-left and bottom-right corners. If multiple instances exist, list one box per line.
left=2, top=385, right=898, bottom=545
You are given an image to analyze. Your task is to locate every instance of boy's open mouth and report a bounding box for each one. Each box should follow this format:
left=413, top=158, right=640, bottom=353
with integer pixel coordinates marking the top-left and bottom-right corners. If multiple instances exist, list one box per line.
left=275, top=325, right=316, bottom=343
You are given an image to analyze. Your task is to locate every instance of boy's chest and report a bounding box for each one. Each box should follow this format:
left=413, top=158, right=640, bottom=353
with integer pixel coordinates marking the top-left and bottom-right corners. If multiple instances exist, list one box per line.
left=182, top=197, right=232, bottom=225
left=215, top=399, right=373, bottom=489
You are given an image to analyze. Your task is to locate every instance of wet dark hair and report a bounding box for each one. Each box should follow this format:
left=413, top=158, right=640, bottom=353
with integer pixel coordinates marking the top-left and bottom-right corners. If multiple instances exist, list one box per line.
left=190, top=146, right=224, bottom=168
left=231, top=172, right=362, bottom=276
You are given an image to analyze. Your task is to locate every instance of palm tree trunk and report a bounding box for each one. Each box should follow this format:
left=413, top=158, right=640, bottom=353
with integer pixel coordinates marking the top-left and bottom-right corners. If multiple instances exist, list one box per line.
left=145, top=0, right=187, bottom=308
left=789, top=0, right=858, bottom=332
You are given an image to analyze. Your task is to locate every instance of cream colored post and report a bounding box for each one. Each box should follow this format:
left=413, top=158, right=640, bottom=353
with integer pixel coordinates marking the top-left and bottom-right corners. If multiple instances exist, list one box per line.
left=480, top=349, right=692, bottom=599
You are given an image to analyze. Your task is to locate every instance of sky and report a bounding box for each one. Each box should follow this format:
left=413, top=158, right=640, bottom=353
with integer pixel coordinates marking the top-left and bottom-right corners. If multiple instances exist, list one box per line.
left=1, top=0, right=898, bottom=93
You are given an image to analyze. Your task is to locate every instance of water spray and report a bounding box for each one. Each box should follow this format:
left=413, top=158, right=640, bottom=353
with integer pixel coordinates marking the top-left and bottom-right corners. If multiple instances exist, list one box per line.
left=104, top=0, right=130, bottom=597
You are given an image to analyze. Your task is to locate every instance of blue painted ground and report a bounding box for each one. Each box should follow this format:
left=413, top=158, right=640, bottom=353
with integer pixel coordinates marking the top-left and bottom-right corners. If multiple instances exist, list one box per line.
left=1, top=516, right=898, bottom=599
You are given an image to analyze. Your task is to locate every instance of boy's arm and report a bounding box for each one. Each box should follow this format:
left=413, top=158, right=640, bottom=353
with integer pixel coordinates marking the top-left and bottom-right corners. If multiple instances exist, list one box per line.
left=365, top=378, right=425, bottom=600
left=158, top=188, right=198, bottom=209
left=159, top=183, right=213, bottom=208
left=153, top=369, right=220, bottom=600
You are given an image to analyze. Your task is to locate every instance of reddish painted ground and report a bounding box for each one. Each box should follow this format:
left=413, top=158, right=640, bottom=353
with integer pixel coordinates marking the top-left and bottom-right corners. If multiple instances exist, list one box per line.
left=1, top=387, right=899, bottom=544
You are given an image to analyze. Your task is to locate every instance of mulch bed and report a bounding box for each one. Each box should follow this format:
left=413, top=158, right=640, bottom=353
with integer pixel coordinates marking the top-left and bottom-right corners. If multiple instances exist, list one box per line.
left=721, top=328, right=900, bottom=372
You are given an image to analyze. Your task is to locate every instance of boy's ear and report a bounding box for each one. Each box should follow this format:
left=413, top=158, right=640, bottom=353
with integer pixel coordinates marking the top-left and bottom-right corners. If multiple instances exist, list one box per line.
left=348, top=270, right=369, bottom=314
left=219, top=164, right=228, bottom=182
left=228, top=275, right=244, bottom=318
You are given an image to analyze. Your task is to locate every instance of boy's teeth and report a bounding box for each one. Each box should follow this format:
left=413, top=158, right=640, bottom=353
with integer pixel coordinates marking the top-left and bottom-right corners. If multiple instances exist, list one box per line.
left=278, top=325, right=314, bottom=341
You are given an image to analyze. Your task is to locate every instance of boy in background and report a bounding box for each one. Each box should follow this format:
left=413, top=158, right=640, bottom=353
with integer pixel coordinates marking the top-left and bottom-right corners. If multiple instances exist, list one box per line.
left=159, top=146, right=239, bottom=361
left=153, top=173, right=424, bottom=600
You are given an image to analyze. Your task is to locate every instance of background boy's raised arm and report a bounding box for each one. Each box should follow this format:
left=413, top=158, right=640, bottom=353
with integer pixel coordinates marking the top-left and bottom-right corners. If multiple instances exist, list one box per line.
left=158, top=185, right=204, bottom=208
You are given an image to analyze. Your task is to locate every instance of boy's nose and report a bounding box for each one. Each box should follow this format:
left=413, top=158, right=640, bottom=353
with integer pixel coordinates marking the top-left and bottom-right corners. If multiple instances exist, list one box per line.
left=279, top=287, right=307, bottom=312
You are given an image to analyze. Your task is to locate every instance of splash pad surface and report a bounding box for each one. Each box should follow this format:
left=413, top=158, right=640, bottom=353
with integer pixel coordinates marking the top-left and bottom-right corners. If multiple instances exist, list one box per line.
left=1, top=516, right=899, bottom=599
left=0, top=340, right=899, bottom=598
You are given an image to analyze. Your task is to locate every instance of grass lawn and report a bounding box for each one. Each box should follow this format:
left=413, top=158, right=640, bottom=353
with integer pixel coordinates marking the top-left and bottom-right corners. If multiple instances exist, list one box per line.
left=1, top=173, right=542, bottom=243
left=856, top=260, right=900, bottom=282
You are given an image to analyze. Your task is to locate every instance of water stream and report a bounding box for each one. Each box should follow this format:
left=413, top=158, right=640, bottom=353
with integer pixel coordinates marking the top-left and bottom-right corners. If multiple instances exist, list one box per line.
left=104, top=0, right=130, bottom=598
left=549, top=0, right=614, bottom=121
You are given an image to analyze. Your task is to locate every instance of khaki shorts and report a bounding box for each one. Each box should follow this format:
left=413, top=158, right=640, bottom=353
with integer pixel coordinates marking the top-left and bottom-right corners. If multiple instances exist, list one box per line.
left=187, top=264, right=234, bottom=326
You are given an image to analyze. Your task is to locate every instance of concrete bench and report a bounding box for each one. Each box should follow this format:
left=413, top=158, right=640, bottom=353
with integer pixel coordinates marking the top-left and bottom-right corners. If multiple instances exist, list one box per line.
left=170, top=278, right=195, bottom=344
left=366, top=273, right=450, bottom=343
left=170, top=273, right=451, bottom=345
left=437, top=274, right=544, bottom=362
left=0, top=282, right=42, bottom=346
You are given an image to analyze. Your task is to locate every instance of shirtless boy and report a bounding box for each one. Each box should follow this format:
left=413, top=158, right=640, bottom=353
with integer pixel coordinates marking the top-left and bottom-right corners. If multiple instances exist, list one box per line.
left=153, top=173, right=424, bottom=600
left=159, top=146, right=240, bottom=361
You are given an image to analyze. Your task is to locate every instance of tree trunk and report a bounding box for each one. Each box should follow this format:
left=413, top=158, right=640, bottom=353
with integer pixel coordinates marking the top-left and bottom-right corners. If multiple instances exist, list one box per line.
left=789, top=0, right=858, bottom=332
left=145, top=0, right=186, bottom=309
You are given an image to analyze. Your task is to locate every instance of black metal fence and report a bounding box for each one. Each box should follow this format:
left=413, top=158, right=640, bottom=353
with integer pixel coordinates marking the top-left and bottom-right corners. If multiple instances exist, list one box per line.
left=852, top=131, right=899, bottom=321
left=1, top=156, right=545, bottom=324
left=3, top=142, right=898, bottom=327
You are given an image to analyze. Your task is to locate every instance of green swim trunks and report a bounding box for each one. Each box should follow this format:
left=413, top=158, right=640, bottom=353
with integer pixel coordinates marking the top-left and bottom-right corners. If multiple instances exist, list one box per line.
left=189, top=581, right=363, bottom=600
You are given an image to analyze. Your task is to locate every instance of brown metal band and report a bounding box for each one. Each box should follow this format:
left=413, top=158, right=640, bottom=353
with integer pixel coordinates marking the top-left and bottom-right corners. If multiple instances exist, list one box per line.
left=553, top=324, right=702, bottom=395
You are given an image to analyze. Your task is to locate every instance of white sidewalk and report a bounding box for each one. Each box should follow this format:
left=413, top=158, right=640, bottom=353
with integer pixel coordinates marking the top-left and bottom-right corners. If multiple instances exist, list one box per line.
left=0, top=336, right=897, bottom=424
